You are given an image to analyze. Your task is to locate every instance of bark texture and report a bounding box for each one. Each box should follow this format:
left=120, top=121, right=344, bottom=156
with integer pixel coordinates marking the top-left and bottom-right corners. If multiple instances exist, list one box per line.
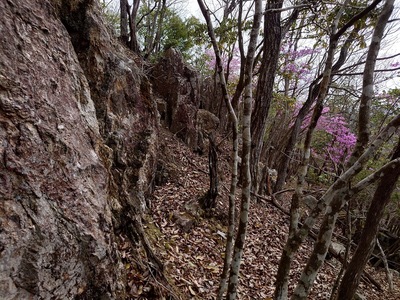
left=227, top=1, right=263, bottom=298
left=250, top=0, right=283, bottom=193
left=129, top=0, right=140, bottom=52
left=288, top=1, right=394, bottom=297
left=0, top=0, right=159, bottom=298
left=274, top=1, right=389, bottom=298
left=120, top=0, right=129, bottom=45
left=337, top=22, right=400, bottom=288
left=274, top=2, right=348, bottom=296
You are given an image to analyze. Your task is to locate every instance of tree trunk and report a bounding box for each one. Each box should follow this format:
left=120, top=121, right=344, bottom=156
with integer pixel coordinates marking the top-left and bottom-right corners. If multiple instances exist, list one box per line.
left=128, top=0, right=140, bottom=53
left=207, top=133, right=218, bottom=208
left=273, top=112, right=400, bottom=300
left=196, top=1, right=239, bottom=298
left=336, top=136, right=399, bottom=299
left=273, top=0, right=383, bottom=194
left=291, top=194, right=343, bottom=300
left=376, top=239, right=394, bottom=292
left=230, top=0, right=245, bottom=116
left=217, top=124, right=239, bottom=300
left=143, top=1, right=164, bottom=58
left=274, top=1, right=349, bottom=295
left=152, top=0, right=167, bottom=54
left=120, top=0, right=129, bottom=45
left=274, top=1, right=387, bottom=294
left=227, top=1, right=263, bottom=298
left=273, top=81, right=320, bottom=194
left=348, top=0, right=393, bottom=164
left=289, top=2, right=394, bottom=297
left=250, top=0, right=283, bottom=193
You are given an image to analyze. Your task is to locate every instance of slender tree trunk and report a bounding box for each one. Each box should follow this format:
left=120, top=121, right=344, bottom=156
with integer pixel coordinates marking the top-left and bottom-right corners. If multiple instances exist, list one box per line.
left=250, top=0, right=283, bottom=193
left=227, top=1, right=263, bottom=299
left=152, top=0, right=167, bottom=54
left=208, top=133, right=218, bottom=208
left=274, top=2, right=385, bottom=294
left=336, top=136, right=399, bottom=299
left=291, top=192, right=344, bottom=300
left=143, top=1, right=162, bottom=58
left=273, top=81, right=319, bottom=193
left=290, top=2, right=394, bottom=297
left=273, top=0, right=383, bottom=194
left=217, top=123, right=238, bottom=300
left=348, top=0, right=393, bottom=164
left=376, top=238, right=394, bottom=292
left=274, top=1, right=349, bottom=295
left=196, top=1, right=239, bottom=298
left=128, top=0, right=140, bottom=53
left=337, top=6, right=400, bottom=292
left=274, top=51, right=334, bottom=299
left=231, top=0, right=245, bottom=116
left=273, top=112, right=400, bottom=299
left=329, top=204, right=352, bottom=300
left=200, top=133, right=219, bottom=209
left=120, top=0, right=129, bottom=45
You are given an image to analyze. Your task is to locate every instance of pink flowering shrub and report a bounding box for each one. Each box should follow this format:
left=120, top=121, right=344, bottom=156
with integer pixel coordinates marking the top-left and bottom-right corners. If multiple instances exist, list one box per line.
left=280, top=44, right=321, bottom=83
left=296, top=104, right=357, bottom=166
left=204, top=47, right=241, bottom=77
left=315, top=112, right=357, bottom=164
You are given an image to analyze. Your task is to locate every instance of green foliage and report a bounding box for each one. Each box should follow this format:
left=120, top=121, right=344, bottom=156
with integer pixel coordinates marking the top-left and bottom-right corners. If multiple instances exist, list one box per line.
left=370, top=89, right=400, bottom=136
left=214, top=18, right=239, bottom=47
left=271, top=92, right=297, bottom=111
left=307, top=168, right=332, bottom=185
left=97, top=0, right=209, bottom=61
left=305, top=0, right=380, bottom=49
left=186, top=16, right=208, bottom=46
left=190, top=50, right=213, bottom=76
left=99, top=0, right=120, bottom=33
left=162, top=12, right=190, bottom=51
left=162, top=15, right=208, bottom=59
left=136, top=2, right=208, bottom=60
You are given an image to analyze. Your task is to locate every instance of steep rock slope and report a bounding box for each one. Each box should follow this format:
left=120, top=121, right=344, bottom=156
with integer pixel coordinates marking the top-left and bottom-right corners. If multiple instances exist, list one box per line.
left=0, top=0, right=158, bottom=298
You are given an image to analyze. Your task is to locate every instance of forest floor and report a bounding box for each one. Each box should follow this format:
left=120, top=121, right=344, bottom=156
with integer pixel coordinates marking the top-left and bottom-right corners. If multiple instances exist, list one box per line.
left=137, top=127, right=400, bottom=299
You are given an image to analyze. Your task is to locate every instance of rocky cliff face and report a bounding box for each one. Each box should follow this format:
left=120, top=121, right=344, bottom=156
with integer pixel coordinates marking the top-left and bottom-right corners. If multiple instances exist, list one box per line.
left=0, top=0, right=158, bottom=298
left=151, top=48, right=220, bottom=153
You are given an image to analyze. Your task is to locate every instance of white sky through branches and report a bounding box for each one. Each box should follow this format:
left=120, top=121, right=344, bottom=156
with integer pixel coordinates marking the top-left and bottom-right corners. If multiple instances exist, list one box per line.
left=103, top=0, right=400, bottom=90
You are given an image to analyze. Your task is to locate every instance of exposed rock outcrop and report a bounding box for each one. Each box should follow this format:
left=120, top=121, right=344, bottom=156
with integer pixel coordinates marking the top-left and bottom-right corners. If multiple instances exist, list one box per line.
left=151, top=48, right=201, bottom=150
left=57, top=0, right=159, bottom=216
left=0, top=0, right=159, bottom=298
left=150, top=49, right=221, bottom=154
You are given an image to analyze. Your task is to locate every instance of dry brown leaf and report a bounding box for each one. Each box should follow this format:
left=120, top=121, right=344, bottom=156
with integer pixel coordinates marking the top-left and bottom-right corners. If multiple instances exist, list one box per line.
left=188, top=285, right=196, bottom=296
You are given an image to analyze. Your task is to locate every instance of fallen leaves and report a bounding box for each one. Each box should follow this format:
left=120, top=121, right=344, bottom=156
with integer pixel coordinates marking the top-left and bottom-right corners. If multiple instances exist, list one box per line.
left=147, top=128, right=400, bottom=300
